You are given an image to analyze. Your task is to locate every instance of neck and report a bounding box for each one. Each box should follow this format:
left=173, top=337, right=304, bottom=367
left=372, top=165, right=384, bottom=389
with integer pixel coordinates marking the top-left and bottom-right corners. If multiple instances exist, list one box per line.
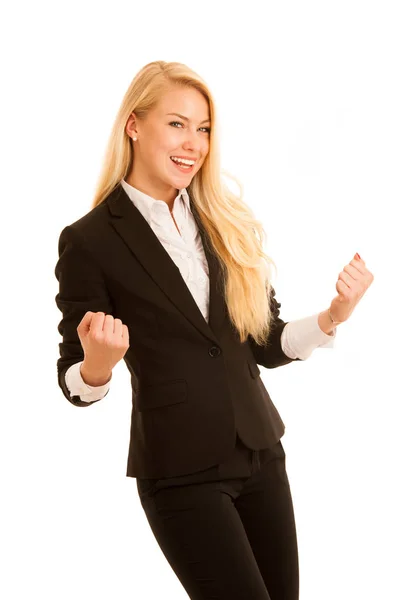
left=125, top=168, right=178, bottom=210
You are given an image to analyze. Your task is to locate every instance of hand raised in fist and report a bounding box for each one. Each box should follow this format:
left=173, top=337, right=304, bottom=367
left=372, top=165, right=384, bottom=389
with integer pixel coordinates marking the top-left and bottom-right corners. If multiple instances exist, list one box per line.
left=77, top=311, right=130, bottom=379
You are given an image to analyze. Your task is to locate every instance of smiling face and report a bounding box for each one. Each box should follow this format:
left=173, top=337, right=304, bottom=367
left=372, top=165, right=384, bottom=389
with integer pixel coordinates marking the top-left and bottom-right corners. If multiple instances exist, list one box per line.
left=125, top=85, right=211, bottom=206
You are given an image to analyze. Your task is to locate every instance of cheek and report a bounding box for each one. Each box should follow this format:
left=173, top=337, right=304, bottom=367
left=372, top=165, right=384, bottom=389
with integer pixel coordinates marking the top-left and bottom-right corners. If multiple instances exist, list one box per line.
left=149, top=139, right=173, bottom=166
left=201, top=141, right=210, bottom=159
left=159, top=132, right=181, bottom=157
left=147, top=125, right=175, bottom=150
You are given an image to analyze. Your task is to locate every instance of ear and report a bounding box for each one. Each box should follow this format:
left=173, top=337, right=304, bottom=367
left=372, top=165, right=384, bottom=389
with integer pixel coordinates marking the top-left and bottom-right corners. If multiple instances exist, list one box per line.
left=126, top=112, right=138, bottom=139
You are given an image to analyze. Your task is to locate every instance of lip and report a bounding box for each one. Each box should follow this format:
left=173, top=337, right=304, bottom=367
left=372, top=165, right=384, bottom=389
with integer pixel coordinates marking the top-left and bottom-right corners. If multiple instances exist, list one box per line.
left=170, top=156, right=198, bottom=162
left=170, top=158, right=196, bottom=174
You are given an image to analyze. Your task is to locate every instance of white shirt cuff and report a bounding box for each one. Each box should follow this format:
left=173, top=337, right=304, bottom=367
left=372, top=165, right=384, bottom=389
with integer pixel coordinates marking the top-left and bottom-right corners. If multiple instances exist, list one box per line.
left=65, top=361, right=111, bottom=403
left=281, top=314, right=337, bottom=360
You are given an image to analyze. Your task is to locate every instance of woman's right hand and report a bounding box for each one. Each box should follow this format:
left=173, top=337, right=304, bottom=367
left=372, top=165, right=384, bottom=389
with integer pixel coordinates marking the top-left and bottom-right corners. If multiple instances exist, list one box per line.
left=77, top=311, right=130, bottom=379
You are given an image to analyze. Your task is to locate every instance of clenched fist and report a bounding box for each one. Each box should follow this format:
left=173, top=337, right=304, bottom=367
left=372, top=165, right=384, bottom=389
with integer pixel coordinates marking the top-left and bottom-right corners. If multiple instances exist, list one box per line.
left=329, top=253, right=374, bottom=324
left=77, top=312, right=130, bottom=384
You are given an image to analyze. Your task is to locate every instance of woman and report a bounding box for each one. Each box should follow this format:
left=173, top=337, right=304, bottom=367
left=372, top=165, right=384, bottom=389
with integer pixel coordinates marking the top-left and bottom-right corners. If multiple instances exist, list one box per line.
left=54, top=60, right=373, bottom=599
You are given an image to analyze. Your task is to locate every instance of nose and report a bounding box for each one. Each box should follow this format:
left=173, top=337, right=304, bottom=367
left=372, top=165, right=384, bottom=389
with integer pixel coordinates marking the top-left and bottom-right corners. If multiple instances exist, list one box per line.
left=182, top=127, right=203, bottom=152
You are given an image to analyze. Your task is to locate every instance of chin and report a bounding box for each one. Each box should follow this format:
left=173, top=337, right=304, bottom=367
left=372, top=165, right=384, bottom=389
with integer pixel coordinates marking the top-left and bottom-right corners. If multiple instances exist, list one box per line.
left=168, top=171, right=195, bottom=185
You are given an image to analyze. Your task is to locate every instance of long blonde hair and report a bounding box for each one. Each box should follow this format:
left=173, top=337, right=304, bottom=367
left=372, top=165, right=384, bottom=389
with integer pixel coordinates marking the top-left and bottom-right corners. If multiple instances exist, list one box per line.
left=91, top=60, right=278, bottom=345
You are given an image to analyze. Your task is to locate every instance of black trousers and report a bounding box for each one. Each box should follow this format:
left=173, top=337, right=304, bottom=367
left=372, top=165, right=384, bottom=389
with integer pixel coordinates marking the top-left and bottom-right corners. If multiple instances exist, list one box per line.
left=136, top=433, right=299, bottom=600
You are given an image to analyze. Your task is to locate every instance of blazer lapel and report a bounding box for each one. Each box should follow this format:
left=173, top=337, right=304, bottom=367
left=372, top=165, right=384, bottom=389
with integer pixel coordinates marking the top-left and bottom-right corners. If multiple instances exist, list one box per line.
left=107, top=183, right=227, bottom=344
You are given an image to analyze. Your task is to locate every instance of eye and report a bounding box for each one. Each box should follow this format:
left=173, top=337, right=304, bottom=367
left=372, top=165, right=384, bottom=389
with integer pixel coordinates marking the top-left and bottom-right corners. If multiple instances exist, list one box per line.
left=169, top=121, right=211, bottom=133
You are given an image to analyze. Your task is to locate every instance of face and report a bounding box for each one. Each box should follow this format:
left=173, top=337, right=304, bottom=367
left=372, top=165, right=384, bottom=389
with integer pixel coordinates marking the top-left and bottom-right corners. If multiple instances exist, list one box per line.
left=125, top=85, right=211, bottom=204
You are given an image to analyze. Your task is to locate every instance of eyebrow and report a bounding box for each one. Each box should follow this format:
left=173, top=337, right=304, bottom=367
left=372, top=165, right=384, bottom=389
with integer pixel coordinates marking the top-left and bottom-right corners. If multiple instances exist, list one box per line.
left=166, top=112, right=211, bottom=124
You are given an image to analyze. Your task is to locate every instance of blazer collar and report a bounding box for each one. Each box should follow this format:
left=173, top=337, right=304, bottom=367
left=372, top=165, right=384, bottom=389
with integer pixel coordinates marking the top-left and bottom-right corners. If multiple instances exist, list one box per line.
left=106, top=182, right=227, bottom=344
left=119, top=178, right=191, bottom=224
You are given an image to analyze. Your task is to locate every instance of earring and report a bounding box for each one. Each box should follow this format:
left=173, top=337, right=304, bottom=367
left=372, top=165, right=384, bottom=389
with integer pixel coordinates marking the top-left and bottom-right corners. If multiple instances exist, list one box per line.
left=133, top=137, right=137, bottom=141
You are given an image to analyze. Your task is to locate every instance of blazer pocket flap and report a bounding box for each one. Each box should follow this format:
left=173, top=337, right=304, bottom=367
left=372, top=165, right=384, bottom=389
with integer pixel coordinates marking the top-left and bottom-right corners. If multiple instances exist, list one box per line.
left=247, top=359, right=261, bottom=379
left=137, top=379, right=188, bottom=411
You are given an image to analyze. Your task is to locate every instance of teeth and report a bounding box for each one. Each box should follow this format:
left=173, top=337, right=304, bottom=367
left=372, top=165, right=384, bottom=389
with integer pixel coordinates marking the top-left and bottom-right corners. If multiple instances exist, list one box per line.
left=171, top=157, right=195, bottom=165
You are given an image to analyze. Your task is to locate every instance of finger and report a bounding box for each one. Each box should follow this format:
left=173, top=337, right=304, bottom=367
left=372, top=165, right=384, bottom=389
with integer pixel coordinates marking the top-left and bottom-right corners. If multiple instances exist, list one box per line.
left=339, top=272, right=364, bottom=298
left=103, top=314, right=115, bottom=338
left=78, top=311, right=94, bottom=333
left=355, top=253, right=365, bottom=264
left=113, top=318, right=123, bottom=337
left=336, top=279, right=350, bottom=298
left=343, top=264, right=364, bottom=280
left=350, top=258, right=368, bottom=274
left=338, top=271, right=353, bottom=289
left=122, top=324, right=129, bottom=342
left=89, top=311, right=107, bottom=333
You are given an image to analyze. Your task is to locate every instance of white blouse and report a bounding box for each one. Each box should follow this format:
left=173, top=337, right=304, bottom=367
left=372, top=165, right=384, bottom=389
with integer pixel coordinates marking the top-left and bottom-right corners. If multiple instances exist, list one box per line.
left=65, top=179, right=336, bottom=402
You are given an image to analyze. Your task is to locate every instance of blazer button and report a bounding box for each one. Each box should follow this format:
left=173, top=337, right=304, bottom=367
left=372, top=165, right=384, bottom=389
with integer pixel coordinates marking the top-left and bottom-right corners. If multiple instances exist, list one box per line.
left=208, top=346, right=221, bottom=357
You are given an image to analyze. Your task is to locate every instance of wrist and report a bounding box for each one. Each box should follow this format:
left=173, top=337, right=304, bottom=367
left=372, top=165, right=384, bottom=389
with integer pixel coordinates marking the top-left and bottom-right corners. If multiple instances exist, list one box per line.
left=80, top=361, right=112, bottom=387
left=318, top=309, right=340, bottom=335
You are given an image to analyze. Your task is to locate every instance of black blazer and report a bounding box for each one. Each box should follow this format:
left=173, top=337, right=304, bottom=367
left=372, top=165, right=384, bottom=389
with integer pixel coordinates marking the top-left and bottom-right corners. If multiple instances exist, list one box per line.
left=55, top=183, right=302, bottom=479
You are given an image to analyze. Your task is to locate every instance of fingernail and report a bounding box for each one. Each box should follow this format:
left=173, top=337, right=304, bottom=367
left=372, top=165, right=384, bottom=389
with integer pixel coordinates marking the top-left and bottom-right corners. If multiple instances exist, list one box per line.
left=356, top=253, right=361, bottom=260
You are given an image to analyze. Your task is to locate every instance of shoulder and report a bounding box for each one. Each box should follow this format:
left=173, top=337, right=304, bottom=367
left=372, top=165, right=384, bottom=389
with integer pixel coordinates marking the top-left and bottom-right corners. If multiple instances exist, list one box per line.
left=69, top=195, right=109, bottom=234
left=60, top=184, right=121, bottom=247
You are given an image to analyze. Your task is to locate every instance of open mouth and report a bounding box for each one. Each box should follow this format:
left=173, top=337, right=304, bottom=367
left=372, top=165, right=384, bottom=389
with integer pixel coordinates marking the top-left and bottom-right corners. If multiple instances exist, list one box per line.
left=170, top=157, right=195, bottom=173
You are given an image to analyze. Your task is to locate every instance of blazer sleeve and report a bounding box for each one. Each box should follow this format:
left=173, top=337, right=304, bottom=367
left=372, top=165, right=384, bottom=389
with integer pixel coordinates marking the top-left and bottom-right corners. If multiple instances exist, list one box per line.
left=54, top=224, right=114, bottom=407
left=247, top=285, right=303, bottom=369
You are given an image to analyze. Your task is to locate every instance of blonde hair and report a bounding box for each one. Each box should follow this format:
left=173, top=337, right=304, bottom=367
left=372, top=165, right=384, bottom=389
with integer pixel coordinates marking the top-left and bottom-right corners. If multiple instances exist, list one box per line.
left=91, top=60, right=278, bottom=345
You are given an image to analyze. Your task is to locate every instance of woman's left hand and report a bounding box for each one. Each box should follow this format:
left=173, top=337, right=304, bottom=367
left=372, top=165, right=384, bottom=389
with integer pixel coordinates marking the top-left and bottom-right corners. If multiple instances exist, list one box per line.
left=329, top=253, right=374, bottom=324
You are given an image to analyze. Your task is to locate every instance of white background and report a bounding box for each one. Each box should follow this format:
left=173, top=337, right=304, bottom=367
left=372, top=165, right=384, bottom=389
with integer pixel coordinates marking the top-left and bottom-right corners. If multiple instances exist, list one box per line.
left=1, top=1, right=399, bottom=598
